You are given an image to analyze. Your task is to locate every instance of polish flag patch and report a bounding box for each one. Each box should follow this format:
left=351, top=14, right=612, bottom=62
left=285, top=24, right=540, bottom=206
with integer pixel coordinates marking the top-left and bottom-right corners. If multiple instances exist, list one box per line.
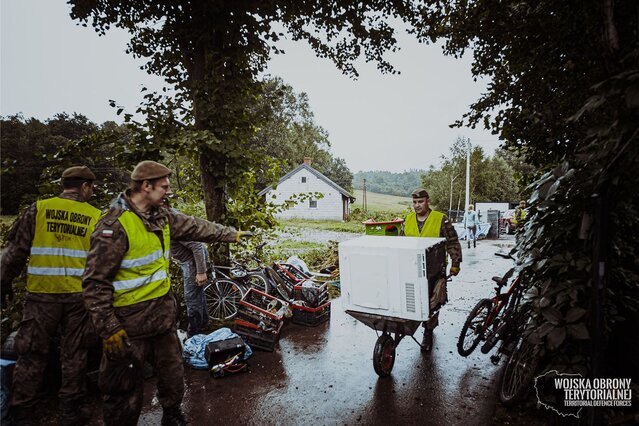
left=101, top=229, right=114, bottom=238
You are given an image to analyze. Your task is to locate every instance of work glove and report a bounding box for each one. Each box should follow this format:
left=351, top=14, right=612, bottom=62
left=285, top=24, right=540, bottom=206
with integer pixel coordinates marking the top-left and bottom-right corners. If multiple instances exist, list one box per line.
left=450, top=266, right=460, bottom=276
left=236, top=231, right=254, bottom=242
left=103, top=329, right=130, bottom=359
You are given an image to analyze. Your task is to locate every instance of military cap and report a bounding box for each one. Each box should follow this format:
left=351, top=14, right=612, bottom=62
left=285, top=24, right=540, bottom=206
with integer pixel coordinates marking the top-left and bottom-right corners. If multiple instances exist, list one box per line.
left=61, top=165, right=96, bottom=181
left=131, top=160, right=172, bottom=181
left=411, top=188, right=429, bottom=199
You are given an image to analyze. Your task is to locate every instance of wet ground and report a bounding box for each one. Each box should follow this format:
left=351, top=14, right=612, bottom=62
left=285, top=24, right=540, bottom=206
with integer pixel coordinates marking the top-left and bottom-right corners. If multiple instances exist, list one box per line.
left=135, top=235, right=517, bottom=425
left=28, top=235, right=518, bottom=425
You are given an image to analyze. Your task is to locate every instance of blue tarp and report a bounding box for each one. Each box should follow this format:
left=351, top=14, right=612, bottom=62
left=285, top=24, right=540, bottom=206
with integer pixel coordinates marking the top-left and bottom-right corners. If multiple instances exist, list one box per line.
left=182, top=328, right=252, bottom=370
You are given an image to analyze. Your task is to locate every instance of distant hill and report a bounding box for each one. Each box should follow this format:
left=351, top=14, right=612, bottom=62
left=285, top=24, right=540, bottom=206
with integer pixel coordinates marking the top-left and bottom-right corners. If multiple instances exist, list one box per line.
left=353, top=170, right=425, bottom=197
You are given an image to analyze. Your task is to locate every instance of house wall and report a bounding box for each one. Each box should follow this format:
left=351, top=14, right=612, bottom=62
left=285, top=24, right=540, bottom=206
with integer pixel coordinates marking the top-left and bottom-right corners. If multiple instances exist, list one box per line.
left=264, top=168, right=345, bottom=220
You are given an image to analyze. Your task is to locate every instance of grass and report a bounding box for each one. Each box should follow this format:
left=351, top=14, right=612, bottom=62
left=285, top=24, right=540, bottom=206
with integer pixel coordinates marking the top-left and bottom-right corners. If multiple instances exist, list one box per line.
left=351, top=190, right=412, bottom=213
left=274, top=240, right=325, bottom=251
left=279, top=218, right=364, bottom=233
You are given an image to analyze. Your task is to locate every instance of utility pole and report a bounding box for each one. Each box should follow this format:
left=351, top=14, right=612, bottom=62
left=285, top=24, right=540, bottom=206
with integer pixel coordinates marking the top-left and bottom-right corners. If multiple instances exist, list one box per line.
left=362, top=178, right=367, bottom=212
left=449, top=171, right=459, bottom=214
left=465, top=138, right=471, bottom=210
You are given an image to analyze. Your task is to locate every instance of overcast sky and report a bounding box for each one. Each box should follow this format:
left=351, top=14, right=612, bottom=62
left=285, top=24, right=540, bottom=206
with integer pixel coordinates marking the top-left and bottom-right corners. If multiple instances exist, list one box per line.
left=1, top=0, right=501, bottom=173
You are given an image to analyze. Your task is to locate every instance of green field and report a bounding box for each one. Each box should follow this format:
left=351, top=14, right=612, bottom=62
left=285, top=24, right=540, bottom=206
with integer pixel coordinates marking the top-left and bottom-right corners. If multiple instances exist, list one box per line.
left=351, top=190, right=412, bottom=213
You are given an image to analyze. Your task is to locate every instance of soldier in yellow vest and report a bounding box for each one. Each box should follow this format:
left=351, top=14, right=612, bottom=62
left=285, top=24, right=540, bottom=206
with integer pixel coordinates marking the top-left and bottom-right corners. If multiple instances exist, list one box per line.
left=512, top=200, right=527, bottom=230
left=82, top=161, right=252, bottom=426
left=402, top=188, right=462, bottom=351
left=1, top=166, right=101, bottom=426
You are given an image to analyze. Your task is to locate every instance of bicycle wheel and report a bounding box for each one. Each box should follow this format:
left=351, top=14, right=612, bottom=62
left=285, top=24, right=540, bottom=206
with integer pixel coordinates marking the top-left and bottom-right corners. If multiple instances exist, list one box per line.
left=243, top=271, right=271, bottom=294
left=373, top=334, right=396, bottom=377
left=204, top=279, right=245, bottom=320
left=499, top=337, right=539, bottom=405
left=457, top=298, right=492, bottom=357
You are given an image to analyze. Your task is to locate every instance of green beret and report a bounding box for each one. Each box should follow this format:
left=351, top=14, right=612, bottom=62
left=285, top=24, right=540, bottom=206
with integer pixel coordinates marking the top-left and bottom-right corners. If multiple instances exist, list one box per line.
left=131, top=161, right=172, bottom=181
left=61, top=166, right=95, bottom=181
left=411, top=188, right=429, bottom=199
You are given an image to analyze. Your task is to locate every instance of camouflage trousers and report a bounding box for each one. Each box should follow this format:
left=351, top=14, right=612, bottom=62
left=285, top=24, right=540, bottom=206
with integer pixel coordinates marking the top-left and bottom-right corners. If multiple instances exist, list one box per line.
left=100, top=327, right=184, bottom=426
left=10, top=299, right=90, bottom=408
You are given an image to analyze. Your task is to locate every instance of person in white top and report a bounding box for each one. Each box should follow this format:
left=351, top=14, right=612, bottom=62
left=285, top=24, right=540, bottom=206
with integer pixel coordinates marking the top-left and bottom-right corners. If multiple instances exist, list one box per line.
left=463, top=204, right=481, bottom=248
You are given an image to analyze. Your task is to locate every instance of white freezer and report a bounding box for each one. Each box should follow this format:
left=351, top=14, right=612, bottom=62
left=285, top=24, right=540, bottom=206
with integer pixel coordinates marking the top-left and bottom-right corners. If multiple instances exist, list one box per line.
left=338, top=235, right=446, bottom=322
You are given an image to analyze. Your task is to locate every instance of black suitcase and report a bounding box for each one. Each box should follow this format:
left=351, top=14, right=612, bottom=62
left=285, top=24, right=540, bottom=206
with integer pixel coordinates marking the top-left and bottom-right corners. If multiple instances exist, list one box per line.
left=205, top=337, right=246, bottom=367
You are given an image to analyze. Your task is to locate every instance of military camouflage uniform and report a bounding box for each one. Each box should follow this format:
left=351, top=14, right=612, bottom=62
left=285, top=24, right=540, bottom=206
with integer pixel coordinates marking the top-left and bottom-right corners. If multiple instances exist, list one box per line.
left=82, top=191, right=238, bottom=426
left=0, top=192, right=97, bottom=419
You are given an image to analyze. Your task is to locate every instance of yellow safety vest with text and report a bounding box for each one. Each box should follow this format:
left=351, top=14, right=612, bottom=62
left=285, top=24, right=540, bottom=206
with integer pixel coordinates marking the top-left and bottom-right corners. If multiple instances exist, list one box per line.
left=112, top=211, right=171, bottom=307
left=27, top=197, right=101, bottom=293
left=404, top=210, right=445, bottom=237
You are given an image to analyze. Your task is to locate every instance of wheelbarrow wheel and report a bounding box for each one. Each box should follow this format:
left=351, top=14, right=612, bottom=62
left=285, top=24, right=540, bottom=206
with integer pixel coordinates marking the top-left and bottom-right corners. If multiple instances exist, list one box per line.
left=373, top=334, right=396, bottom=377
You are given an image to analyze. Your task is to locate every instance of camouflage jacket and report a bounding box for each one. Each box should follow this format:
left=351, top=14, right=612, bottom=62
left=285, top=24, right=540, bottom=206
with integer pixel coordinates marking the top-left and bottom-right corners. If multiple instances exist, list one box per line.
left=82, top=191, right=238, bottom=339
left=401, top=208, right=462, bottom=267
left=1, top=192, right=90, bottom=303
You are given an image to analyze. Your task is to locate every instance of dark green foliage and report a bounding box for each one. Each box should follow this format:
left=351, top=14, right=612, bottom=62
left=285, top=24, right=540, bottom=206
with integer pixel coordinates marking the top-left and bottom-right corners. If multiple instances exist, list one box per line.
left=420, top=137, right=520, bottom=211
left=0, top=113, right=97, bottom=214
left=414, top=0, right=639, bottom=391
left=68, top=0, right=416, bottom=238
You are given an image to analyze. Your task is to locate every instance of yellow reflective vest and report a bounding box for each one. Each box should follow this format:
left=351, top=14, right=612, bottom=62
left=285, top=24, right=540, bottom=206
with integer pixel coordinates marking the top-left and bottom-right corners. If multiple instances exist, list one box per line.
left=512, top=207, right=527, bottom=225
left=404, top=210, right=445, bottom=237
left=112, top=211, right=171, bottom=307
left=27, top=197, right=101, bottom=293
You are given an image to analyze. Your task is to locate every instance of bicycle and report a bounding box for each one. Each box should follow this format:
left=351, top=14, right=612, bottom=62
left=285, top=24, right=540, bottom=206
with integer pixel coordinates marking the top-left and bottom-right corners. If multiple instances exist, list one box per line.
left=456, top=251, right=539, bottom=405
left=203, top=243, right=272, bottom=320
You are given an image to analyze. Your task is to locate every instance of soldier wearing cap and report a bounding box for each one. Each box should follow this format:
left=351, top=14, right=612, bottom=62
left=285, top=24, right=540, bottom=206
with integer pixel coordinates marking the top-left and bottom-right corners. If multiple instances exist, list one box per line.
left=1, top=165, right=101, bottom=425
left=82, top=160, right=252, bottom=426
left=401, top=187, right=462, bottom=351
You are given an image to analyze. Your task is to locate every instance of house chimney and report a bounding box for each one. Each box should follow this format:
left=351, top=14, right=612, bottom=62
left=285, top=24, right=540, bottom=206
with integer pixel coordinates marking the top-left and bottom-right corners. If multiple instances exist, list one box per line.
left=303, top=157, right=312, bottom=166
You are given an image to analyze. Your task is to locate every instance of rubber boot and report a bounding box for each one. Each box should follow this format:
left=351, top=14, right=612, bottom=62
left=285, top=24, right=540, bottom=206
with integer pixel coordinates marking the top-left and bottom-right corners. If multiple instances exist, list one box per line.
left=421, top=313, right=439, bottom=352
left=60, top=398, right=91, bottom=426
left=161, top=405, right=190, bottom=426
left=467, top=240, right=471, bottom=249
left=473, top=239, right=476, bottom=248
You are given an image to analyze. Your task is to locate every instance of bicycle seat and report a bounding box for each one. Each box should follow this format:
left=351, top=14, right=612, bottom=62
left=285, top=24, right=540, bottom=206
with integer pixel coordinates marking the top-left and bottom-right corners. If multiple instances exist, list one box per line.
left=492, top=276, right=505, bottom=285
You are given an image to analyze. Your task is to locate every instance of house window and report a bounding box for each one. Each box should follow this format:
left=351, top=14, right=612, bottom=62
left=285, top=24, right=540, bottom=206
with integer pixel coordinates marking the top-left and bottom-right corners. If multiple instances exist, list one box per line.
left=309, top=199, right=318, bottom=208
left=301, top=176, right=307, bottom=183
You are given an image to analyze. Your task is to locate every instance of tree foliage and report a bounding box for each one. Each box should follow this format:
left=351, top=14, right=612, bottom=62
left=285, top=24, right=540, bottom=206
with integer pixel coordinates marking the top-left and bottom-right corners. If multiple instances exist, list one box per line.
left=420, top=137, right=519, bottom=211
left=68, top=0, right=416, bottom=237
left=0, top=113, right=99, bottom=214
left=251, top=77, right=352, bottom=191
left=415, top=0, right=639, bottom=389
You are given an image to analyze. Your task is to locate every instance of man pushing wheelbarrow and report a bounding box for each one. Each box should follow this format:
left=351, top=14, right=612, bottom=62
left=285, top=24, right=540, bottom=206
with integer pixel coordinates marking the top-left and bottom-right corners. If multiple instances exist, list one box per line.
left=400, top=188, right=462, bottom=352
left=340, top=187, right=462, bottom=377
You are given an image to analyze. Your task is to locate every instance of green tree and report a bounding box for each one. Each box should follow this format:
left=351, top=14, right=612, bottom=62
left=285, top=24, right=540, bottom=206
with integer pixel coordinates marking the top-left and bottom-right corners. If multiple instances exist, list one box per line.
left=416, top=0, right=639, bottom=396
left=420, top=137, right=519, bottom=212
left=0, top=113, right=98, bottom=214
left=69, top=0, right=417, bottom=234
left=251, top=78, right=352, bottom=191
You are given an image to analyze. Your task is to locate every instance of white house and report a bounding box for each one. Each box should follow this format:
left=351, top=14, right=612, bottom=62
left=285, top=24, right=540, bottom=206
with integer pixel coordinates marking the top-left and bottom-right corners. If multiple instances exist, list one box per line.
left=258, top=158, right=355, bottom=221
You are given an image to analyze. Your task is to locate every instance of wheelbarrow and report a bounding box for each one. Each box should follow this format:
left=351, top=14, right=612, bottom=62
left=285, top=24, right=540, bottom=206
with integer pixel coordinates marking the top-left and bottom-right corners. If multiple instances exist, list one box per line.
left=345, top=310, right=426, bottom=377
left=345, top=275, right=449, bottom=377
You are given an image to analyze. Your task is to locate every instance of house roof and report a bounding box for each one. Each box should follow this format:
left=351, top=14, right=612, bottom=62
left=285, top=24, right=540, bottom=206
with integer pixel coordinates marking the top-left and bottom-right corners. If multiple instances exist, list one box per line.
left=258, top=163, right=355, bottom=202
